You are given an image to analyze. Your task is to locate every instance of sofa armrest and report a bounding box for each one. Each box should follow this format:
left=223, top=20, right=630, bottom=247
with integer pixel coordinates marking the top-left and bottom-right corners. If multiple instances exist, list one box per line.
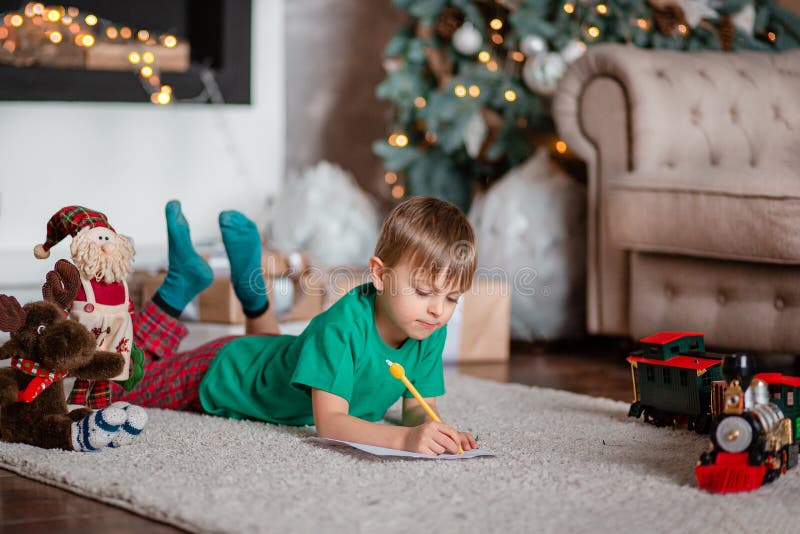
left=552, top=46, right=633, bottom=335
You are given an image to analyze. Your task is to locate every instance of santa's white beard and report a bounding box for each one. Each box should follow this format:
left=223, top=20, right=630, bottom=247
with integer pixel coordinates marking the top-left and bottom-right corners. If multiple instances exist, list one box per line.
left=71, top=234, right=134, bottom=284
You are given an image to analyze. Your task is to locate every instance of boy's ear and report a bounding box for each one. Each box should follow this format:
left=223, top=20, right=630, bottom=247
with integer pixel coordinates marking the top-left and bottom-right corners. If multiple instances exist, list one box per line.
left=368, top=256, right=385, bottom=291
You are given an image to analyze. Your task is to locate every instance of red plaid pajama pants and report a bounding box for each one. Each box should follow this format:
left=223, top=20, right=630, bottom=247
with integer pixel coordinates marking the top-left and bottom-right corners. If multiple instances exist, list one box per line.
left=114, top=301, right=240, bottom=412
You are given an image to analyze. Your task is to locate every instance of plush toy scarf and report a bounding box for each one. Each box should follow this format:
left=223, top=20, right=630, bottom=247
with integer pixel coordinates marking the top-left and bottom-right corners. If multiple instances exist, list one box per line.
left=10, top=357, right=70, bottom=403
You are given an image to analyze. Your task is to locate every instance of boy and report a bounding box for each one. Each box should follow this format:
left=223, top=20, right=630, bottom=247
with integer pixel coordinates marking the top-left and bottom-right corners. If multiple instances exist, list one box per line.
left=118, top=197, right=478, bottom=455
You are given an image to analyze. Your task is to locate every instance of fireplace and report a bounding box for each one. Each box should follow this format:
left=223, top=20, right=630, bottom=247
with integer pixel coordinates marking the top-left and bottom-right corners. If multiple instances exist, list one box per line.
left=0, top=0, right=251, bottom=104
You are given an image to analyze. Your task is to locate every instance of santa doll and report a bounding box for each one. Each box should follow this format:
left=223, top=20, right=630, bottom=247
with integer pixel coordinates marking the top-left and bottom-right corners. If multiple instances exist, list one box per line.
left=34, top=206, right=144, bottom=408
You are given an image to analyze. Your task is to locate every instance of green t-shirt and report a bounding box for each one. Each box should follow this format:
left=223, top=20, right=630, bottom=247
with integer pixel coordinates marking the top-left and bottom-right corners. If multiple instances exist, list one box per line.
left=198, top=283, right=446, bottom=426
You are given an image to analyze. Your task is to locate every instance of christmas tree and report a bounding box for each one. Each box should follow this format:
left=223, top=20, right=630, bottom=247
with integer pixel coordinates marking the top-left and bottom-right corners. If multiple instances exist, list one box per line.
left=374, top=0, right=800, bottom=209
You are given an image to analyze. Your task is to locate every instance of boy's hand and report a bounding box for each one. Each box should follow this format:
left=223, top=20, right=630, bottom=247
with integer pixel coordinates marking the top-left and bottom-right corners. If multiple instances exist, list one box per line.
left=457, top=431, right=478, bottom=452
left=404, top=422, right=471, bottom=455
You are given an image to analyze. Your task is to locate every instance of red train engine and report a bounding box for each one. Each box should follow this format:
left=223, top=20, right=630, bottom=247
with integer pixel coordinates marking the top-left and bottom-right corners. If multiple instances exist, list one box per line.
left=696, top=353, right=799, bottom=493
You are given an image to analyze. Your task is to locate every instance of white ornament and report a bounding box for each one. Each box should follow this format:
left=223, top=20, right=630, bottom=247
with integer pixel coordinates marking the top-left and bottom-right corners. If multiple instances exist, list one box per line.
left=468, top=148, right=586, bottom=341
left=678, top=0, right=718, bottom=27
left=519, top=35, right=547, bottom=57
left=733, top=2, right=756, bottom=35
left=464, top=111, right=488, bottom=158
left=560, top=40, right=587, bottom=64
left=452, top=22, right=483, bottom=55
left=382, top=57, right=404, bottom=73
left=522, top=53, right=566, bottom=96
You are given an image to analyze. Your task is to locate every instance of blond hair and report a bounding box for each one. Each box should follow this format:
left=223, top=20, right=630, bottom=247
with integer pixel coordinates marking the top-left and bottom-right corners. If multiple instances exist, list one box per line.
left=374, top=196, right=476, bottom=293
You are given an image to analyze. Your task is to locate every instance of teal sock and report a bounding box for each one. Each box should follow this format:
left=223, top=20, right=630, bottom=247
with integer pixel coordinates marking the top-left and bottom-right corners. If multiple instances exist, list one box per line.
left=219, top=210, right=268, bottom=317
left=155, top=201, right=214, bottom=316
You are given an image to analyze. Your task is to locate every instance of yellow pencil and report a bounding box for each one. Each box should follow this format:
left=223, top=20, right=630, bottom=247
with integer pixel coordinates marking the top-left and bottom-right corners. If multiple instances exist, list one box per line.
left=386, top=359, right=463, bottom=454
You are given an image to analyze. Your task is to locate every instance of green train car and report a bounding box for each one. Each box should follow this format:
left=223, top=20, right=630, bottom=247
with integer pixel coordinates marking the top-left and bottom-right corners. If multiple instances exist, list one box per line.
left=627, top=332, right=724, bottom=433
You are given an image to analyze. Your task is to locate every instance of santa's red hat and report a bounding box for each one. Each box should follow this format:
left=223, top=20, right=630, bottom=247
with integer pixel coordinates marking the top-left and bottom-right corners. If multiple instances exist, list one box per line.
left=34, top=206, right=115, bottom=259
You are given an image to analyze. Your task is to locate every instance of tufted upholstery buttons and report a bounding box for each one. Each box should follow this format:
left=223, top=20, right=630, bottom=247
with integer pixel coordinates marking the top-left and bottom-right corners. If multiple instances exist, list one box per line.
left=656, top=70, right=666, bottom=79
left=729, top=106, right=739, bottom=123
left=664, top=285, right=675, bottom=298
left=710, top=153, right=720, bottom=166
left=717, top=292, right=727, bottom=305
left=691, top=107, right=702, bottom=125
left=750, top=157, right=758, bottom=167
left=775, top=297, right=786, bottom=311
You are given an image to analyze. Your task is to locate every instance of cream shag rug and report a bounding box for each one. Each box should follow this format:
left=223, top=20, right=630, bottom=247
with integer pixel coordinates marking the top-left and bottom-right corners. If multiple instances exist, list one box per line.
left=0, top=373, right=797, bottom=533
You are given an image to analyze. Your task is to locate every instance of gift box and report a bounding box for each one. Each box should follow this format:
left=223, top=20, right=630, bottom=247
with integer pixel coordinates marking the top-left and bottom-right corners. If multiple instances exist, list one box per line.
left=441, top=278, right=511, bottom=363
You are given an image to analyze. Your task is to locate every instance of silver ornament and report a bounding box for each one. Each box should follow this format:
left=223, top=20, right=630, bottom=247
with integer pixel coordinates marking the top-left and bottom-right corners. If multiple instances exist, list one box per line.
left=560, top=40, right=587, bottom=64
left=452, top=22, right=483, bottom=55
left=522, top=53, right=566, bottom=96
left=519, top=35, right=547, bottom=57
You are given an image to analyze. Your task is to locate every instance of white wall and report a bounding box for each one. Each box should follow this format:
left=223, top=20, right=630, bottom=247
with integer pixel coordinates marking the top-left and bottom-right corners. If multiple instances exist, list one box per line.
left=0, top=0, right=285, bottom=287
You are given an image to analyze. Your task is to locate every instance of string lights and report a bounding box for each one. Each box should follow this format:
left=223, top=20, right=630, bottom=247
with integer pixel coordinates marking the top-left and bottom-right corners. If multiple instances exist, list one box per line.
left=0, top=2, right=185, bottom=105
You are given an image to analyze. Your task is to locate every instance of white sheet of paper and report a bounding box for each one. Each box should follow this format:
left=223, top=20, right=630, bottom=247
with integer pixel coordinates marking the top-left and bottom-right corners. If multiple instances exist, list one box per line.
left=308, top=437, right=495, bottom=459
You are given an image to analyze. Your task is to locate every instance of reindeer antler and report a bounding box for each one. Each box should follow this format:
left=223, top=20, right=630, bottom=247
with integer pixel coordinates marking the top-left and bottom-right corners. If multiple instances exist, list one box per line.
left=0, top=295, right=25, bottom=333
left=42, top=260, right=82, bottom=310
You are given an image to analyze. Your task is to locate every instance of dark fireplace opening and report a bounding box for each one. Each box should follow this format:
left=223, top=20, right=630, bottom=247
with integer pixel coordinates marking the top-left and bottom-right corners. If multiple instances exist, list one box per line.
left=0, top=0, right=251, bottom=104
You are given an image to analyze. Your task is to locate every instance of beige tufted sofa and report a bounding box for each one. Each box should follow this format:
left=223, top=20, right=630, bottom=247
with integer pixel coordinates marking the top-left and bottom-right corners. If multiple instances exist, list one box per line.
left=553, top=43, right=800, bottom=353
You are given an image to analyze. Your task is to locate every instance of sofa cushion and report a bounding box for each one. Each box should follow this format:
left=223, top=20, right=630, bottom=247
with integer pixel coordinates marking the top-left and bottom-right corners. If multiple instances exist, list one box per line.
left=607, top=168, right=800, bottom=264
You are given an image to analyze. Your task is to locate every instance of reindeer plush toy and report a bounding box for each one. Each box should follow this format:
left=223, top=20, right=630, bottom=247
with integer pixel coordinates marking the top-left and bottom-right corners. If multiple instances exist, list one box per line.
left=0, top=260, right=147, bottom=451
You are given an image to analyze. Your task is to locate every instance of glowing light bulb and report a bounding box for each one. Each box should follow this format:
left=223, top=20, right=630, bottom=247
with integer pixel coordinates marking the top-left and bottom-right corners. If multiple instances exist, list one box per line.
left=414, top=96, right=426, bottom=108
left=81, top=34, right=95, bottom=47
left=384, top=172, right=398, bottom=185
left=395, top=134, right=409, bottom=147
left=587, top=26, right=600, bottom=38
left=128, top=52, right=141, bottom=64
left=768, top=31, right=776, bottom=42
left=24, top=4, right=34, bottom=17
left=555, top=140, right=568, bottom=154
left=68, top=22, right=79, bottom=34
left=0, top=27, right=8, bottom=39
left=49, top=31, right=62, bottom=43
left=160, top=84, right=172, bottom=94
left=596, top=4, right=608, bottom=14
left=468, top=85, right=480, bottom=98
left=478, top=51, right=490, bottom=63
left=120, top=27, right=132, bottom=39
left=106, top=27, right=118, bottom=39
left=504, top=89, right=517, bottom=102
left=140, top=66, right=153, bottom=78
left=32, top=3, right=44, bottom=15
left=491, top=33, right=503, bottom=45
left=677, top=24, right=687, bottom=34
left=486, top=60, right=498, bottom=72
left=489, top=18, right=503, bottom=30
left=388, top=133, right=398, bottom=146
left=47, top=10, right=60, bottom=22
left=3, top=41, right=16, bottom=52
left=454, top=85, right=467, bottom=98
left=10, top=14, right=23, bottom=27
left=511, top=51, right=525, bottom=62
left=84, top=14, right=97, bottom=26
left=424, top=131, right=437, bottom=143
left=563, top=3, right=575, bottom=14
left=157, top=91, right=171, bottom=105
left=163, top=35, right=177, bottom=48
left=391, top=185, right=405, bottom=199
left=637, top=18, right=650, bottom=30
left=61, top=15, right=71, bottom=24
left=67, top=6, right=78, bottom=17
left=142, top=51, right=155, bottom=64
left=137, top=30, right=149, bottom=41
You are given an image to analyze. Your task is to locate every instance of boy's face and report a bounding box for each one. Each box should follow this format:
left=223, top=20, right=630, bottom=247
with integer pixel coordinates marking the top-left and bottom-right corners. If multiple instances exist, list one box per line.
left=370, top=257, right=463, bottom=348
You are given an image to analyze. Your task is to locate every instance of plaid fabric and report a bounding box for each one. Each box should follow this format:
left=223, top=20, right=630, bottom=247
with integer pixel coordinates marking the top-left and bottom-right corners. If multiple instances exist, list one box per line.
left=68, top=379, right=112, bottom=409
left=134, top=300, right=189, bottom=360
left=114, top=334, right=238, bottom=411
left=116, top=299, right=241, bottom=411
left=43, top=206, right=113, bottom=252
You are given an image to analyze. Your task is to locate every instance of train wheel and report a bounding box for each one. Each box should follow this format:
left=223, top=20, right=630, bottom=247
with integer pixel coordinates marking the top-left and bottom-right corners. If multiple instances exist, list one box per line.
left=695, top=415, right=711, bottom=434
left=763, top=468, right=781, bottom=485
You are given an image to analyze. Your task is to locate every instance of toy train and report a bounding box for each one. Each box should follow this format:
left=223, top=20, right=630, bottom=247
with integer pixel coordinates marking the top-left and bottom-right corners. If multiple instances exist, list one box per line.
left=626, top=332, right=800, bottom=492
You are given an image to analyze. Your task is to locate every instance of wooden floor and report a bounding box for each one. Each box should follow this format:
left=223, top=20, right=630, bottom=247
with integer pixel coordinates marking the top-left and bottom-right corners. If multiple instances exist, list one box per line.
left=0, top=337, right=647, bottom=533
